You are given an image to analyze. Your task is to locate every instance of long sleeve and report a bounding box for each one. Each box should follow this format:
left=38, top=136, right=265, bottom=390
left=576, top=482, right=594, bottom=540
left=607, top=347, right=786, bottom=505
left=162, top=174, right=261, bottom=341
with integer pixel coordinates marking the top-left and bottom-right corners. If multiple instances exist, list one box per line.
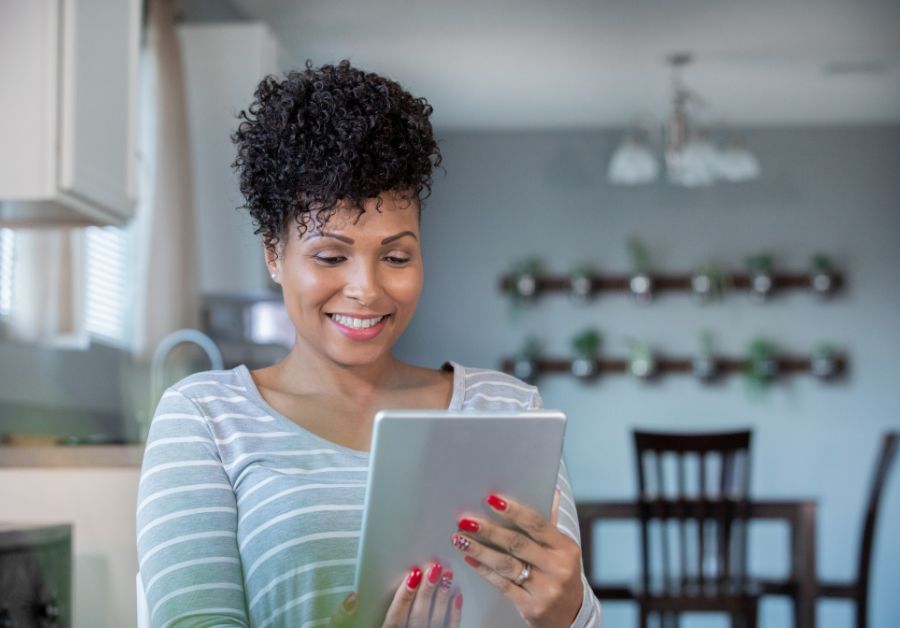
left=136, top=388, right=250, bottom=628
left=531, top=390, right=604, bottom=628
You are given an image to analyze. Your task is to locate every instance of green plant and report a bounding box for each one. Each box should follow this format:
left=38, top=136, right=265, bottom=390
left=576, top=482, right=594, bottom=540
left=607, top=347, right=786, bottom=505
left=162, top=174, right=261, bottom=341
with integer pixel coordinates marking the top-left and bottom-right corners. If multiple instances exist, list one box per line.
left=693, top=260, right=732, bottom=301
left=745, top=253, right=774, bottom=273
left=519, top=335, right=543, bottom=360
left=507, top=257, right=544, bottom=318
left=628, top=339, right=656, bottom=379
left=744, top=336, right=779, bottom=393
left=627, top=237, right=651, bottom=273
left=571, top=329, right=602, bottom=358
left=811, top=253, right=833, bottom=273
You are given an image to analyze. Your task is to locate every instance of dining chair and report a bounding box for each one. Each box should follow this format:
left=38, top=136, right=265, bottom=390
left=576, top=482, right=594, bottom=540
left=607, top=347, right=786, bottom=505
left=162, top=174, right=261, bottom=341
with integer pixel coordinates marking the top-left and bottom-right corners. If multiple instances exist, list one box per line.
left=815, top=431, right=898, bottom=628
left=632, top=429, right=758, bottom=628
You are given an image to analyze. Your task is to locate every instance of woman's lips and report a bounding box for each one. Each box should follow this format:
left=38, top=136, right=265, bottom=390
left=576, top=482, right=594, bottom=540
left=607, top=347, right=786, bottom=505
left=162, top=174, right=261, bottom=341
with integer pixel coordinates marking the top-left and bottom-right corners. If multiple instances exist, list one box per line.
left=327, top=313, right=390, bottom=340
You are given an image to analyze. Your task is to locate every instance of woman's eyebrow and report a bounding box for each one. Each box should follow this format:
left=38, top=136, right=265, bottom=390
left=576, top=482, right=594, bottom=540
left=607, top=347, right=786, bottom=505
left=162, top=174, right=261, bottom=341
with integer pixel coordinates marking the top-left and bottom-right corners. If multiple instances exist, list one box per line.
left=306, top=231, right=418, bottom=245
left=307, top=231, right=354, bottom=244
left=381, top=230, right=418, bottom=245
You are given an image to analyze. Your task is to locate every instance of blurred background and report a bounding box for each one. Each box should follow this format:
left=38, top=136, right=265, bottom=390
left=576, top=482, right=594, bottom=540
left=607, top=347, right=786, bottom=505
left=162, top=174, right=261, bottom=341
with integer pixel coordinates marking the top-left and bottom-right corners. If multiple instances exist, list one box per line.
left=1, top=0, right=898, bottom=626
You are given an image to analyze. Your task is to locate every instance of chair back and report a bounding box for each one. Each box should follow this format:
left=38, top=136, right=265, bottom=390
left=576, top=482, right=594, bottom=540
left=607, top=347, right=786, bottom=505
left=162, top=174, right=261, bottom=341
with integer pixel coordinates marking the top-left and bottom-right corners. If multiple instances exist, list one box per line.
left=856, top=432, right=899, bottom=592
left=633, top=429, right=752, bottom=596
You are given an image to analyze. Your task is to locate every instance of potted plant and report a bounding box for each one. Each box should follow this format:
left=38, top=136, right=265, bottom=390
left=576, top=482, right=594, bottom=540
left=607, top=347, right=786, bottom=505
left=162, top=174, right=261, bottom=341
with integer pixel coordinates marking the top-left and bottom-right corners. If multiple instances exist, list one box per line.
left=810, top=253, right=837, bottom=299
left=692, top=329, right=719, bottom=382
left=513, top=336, right=542, bottom=384
left=628, top=339, right=657, bottom=380
left=570, top=328, right=602, bottom=380
left=691, top=260, right=731, bottom=303
left=569, top=263, right=596, bottom=303
left=810, top=342, right=839, bottom=380
left=745, top=253, right=774, bottom=302
left=627, top=237, right=654, bottom=304
left=745, top=336, right=779, bottom=393
left=506, top=257, right=544, bottom=318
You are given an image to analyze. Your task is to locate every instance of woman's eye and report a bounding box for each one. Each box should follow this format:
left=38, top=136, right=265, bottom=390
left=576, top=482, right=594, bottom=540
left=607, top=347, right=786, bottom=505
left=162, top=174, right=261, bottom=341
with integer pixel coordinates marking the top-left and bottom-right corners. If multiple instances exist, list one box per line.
left=314, top=255, right=345, bottom=265
left=385, top=256, right=411, bottom=265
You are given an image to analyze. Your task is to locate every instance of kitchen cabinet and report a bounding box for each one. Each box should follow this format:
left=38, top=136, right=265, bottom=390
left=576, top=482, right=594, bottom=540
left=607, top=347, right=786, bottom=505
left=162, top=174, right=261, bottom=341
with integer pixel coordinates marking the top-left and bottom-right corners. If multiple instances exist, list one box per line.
left=178, top=22, right=284, bottom=296
left=0, top=0, right=141, bottom=227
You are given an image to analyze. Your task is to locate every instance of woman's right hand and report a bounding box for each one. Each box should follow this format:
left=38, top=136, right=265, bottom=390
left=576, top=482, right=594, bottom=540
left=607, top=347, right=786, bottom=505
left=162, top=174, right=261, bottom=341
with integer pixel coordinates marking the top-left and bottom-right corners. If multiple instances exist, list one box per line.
left=329, top=562, right=463, bottom=628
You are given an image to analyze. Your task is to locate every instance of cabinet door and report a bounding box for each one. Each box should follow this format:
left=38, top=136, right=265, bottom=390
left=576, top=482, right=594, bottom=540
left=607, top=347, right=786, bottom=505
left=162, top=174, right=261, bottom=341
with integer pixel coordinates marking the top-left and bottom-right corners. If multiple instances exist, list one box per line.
left=58, top=0, right=140, bottom=222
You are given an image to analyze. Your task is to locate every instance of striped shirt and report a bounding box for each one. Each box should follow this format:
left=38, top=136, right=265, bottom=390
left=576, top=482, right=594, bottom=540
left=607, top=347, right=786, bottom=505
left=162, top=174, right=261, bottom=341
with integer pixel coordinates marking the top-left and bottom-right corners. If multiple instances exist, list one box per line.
left=136, top=360, right=602, bottom=627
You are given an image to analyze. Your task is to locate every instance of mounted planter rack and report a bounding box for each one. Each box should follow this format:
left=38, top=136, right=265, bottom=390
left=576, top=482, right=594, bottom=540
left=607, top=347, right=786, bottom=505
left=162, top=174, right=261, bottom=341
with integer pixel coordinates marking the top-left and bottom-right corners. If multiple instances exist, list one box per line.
left=499, top=354, right=848, bottom=382
left=498, top=271, right=844, bottom=298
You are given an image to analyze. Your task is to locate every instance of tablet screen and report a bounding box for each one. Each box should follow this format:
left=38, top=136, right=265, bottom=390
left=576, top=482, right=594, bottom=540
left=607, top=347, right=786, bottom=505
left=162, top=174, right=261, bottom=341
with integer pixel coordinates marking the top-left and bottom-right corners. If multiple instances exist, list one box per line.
left=354, top=409, right=567, bottom=628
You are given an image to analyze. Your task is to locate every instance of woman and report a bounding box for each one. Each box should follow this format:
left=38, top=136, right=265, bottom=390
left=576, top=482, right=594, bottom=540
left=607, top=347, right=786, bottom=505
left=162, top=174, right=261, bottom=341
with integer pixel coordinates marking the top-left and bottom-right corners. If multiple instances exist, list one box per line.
left=136, top=60, right=603, bottom=628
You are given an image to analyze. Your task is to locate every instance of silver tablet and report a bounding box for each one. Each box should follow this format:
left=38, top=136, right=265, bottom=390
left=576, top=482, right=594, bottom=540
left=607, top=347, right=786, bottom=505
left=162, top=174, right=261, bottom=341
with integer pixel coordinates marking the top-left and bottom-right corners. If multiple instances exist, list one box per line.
left=353, top=409, right=567, bottom=628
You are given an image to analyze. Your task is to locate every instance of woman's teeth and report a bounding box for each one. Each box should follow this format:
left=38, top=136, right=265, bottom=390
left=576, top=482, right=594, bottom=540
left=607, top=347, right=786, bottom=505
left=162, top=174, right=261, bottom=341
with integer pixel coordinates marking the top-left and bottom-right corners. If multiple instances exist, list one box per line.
left=329, top=314, right=386, bottom=329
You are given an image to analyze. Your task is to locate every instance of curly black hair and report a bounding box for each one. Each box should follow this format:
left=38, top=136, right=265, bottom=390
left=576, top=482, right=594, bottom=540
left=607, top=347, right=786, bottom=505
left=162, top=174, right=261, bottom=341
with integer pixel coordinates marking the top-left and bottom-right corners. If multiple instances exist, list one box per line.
left=231, top=60, right=442, bottom=258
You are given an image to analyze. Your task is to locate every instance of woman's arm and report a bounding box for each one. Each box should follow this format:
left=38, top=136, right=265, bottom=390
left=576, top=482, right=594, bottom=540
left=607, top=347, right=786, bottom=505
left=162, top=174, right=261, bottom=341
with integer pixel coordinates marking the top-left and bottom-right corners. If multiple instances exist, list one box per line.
left=136, top=389, right=250, bottom=628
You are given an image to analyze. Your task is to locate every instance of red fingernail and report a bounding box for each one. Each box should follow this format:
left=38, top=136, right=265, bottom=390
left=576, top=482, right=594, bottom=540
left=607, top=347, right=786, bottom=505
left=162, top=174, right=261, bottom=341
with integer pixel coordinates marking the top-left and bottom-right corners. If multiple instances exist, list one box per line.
left=487, top=494, right=508, bottom=511
left=458, top=518, right=480, bottom=533
left=427, top=562, right=443, bottom=585
left=407, top=566, right=422, bottom=590
left=440, top=569, right=454, bottom=589
left=464, top=556, right=480, bottom=568
left=454, top=593, right=464, bottom=610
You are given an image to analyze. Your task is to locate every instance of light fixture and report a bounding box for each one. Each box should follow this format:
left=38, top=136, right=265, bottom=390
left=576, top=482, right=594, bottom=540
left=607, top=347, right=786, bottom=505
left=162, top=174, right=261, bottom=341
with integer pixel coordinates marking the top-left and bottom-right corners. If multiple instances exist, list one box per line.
left=608, top=52, right=760, bottom=187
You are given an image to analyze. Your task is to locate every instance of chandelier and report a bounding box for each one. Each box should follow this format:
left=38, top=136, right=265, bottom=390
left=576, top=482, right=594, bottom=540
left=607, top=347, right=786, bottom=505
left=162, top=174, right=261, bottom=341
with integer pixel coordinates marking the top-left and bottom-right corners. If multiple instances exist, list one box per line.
left=607, top=53, right=760, bottom=187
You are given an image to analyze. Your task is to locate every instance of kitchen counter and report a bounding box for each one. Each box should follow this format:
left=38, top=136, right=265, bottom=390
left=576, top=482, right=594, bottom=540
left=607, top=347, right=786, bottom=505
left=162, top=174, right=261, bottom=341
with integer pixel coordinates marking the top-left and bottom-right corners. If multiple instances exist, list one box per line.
left=0, top=445, right=144, bottom=467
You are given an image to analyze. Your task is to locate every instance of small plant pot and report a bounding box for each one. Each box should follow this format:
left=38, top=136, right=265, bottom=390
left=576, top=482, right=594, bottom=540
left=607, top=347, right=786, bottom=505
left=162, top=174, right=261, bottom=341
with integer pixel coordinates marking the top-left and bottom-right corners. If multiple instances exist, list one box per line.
left=569, top=273, right=593, bottom=303
left=514, top=273, right=538, bottom=300
left=629, top=273, right=654, bottom=304
left=570, top=357, right=598, bottom=380
left=691, top=273, right=713, bottom=301
left=749, top=271, right=773, bottom=302
left=810, top=353, right=838, bottom=380
left=512, top=358, right=538, bottom=384
left=692, top=355, right=718, bottom=382
left=629, top=354, right=657, bottom=380
left=810, top=270, right=836, bottom=299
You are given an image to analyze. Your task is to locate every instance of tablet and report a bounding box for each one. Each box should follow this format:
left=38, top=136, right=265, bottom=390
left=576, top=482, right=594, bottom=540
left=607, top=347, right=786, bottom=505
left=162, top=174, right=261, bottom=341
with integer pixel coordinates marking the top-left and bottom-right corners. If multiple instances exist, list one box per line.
left=353, top=409, right=567, bottom=628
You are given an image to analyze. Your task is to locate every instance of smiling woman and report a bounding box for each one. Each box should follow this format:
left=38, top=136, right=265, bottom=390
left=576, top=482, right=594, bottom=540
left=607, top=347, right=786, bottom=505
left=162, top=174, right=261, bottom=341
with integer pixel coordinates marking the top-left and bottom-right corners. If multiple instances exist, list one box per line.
left=135, top=60, right=603, bottom=628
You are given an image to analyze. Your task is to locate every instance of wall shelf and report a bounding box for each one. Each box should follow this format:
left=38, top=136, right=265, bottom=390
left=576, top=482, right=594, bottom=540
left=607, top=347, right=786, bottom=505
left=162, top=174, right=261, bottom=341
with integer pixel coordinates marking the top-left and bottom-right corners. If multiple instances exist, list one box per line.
left=498, top=271, right=844, bottom=297
left=499, top=354, right=847, bottom=381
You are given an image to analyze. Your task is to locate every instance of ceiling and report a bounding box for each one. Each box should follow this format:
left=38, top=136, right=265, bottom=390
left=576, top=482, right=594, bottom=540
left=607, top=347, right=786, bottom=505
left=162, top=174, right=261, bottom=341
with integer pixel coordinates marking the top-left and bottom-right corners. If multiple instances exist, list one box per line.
left=226, top=0, right=900, bottom=130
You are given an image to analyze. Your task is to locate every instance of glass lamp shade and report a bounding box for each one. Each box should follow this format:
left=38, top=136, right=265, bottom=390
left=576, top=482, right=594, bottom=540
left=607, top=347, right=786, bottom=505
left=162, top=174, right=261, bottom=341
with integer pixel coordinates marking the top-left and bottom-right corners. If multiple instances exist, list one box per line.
left=715, top=144, right=761, bottom=182
left=608, top=137, right=659, bottom=185
left=667, top=137, right=717, bottom=187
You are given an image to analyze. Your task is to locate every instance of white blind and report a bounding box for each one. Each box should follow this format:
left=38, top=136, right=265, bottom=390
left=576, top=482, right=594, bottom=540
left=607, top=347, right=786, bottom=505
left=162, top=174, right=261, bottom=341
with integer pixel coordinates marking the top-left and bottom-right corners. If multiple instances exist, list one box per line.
left=0, top=228, right=14, bottom=317
left=85, top=225, right=132, bottom=346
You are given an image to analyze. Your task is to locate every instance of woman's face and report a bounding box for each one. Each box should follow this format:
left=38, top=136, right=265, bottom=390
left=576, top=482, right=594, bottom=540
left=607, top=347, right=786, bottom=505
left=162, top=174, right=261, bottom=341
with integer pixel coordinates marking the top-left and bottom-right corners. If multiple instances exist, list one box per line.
left=267, top=191, right=423, bottom=368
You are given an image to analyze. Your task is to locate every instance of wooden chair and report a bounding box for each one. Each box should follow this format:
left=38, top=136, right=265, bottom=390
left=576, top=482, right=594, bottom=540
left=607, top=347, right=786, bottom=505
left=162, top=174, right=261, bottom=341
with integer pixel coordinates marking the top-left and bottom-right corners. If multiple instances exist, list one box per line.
left=632, top=430, right=758, bottom=628
left=815, top=432, right=898, bottom=628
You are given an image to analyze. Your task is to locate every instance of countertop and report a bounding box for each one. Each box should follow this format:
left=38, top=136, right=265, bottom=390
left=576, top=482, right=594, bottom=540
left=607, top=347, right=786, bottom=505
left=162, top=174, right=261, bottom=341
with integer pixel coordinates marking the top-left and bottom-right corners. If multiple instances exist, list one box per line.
left=0, top=445, right=144, bottom=467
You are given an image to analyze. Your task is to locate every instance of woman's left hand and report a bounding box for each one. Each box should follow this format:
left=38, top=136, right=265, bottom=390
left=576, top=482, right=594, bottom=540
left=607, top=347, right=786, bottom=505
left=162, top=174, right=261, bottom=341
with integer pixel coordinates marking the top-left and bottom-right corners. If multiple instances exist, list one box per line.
left=450, top=489, right=583, bottom=628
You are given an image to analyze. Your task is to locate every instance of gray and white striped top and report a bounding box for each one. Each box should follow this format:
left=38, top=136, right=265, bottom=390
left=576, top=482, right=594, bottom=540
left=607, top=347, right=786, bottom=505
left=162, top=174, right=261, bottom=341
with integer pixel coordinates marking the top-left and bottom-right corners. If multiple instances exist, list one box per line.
left=136, top=360, right=602, bottom=627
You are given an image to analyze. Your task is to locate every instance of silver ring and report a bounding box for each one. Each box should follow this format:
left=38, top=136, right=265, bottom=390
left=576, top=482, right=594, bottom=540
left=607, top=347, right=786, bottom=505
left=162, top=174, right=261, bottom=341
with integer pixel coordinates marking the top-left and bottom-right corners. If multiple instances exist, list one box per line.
left=513, top=563, right=531, bottom=586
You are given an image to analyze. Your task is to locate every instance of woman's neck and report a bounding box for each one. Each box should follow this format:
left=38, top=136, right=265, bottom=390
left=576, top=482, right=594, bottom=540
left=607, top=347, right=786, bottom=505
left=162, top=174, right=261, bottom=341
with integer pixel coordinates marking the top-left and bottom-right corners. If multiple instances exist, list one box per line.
left=271, top=343, right=408, bottom=402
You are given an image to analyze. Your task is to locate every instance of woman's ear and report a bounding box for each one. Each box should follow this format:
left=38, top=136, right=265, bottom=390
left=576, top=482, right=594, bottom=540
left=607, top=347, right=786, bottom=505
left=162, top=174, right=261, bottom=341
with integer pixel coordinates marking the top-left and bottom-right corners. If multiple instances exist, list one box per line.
left=265, top=246, right=280, bottom=284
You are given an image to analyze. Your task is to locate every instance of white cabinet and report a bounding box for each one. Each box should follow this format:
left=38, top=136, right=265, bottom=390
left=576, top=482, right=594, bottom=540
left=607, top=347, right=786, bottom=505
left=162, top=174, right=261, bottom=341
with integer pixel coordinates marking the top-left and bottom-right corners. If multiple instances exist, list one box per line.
left=0, top=0, right=141, bottom=227
left=178, top=22, right=283, bottom=296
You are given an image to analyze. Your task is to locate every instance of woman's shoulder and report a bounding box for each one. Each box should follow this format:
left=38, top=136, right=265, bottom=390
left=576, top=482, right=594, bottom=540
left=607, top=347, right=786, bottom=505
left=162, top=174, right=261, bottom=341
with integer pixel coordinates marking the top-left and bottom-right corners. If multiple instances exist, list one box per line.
left=159, top=366, right=249, bottom=405
left=444, top=360, right=540, bottom=410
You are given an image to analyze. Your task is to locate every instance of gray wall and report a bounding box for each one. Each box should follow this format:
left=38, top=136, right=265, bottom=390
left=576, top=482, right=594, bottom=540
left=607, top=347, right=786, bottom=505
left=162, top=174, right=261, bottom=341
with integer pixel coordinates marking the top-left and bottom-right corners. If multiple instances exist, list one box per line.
left=395, top=126, right=900, bottom=628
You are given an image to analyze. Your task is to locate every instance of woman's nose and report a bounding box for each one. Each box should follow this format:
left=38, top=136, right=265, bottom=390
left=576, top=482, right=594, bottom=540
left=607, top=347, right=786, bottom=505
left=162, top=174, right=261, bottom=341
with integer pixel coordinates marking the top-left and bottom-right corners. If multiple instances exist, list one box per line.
left=343, top=260, right=383, bottom=306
